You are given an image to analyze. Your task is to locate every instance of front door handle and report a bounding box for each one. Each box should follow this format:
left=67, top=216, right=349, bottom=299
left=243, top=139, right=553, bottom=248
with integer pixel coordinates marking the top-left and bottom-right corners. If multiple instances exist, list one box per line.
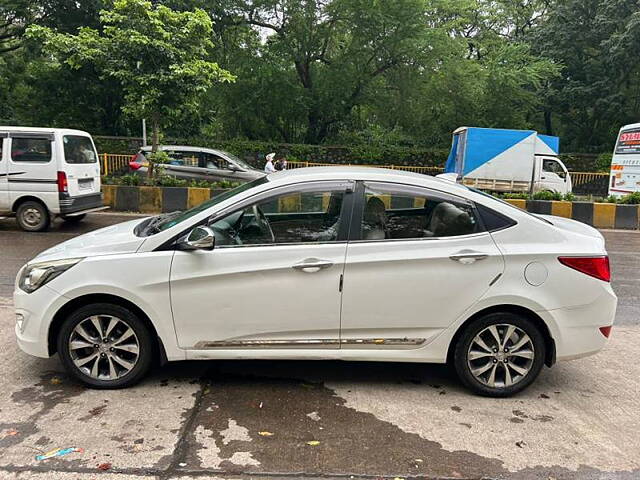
left=292, top=258, right=334, bottom=273
left=449, top=251, right=489, bottom=264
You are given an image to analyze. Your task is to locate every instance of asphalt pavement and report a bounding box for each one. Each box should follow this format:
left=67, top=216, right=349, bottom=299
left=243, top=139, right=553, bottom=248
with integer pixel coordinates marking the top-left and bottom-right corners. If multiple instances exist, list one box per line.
left=0, top=213, right=639, bottom=480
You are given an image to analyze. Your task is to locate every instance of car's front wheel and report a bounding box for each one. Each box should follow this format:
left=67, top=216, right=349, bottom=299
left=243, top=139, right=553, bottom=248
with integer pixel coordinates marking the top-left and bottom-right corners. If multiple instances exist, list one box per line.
left=454, top=312, right=546, bottom=397
left=57, top=303, right=153, bottom=388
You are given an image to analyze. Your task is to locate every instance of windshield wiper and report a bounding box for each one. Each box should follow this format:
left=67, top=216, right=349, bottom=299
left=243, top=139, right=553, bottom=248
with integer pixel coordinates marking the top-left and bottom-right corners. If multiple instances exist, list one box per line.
left=141, top=211, right=182, bottom=236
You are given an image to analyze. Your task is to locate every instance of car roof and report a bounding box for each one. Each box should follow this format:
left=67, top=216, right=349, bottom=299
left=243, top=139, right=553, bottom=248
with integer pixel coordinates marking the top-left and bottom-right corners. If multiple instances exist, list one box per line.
left=0, top=126, right=92, bottom=136
left=266, top=166, right=470, bottom=194
left=140, top=145, right=228, bottom=156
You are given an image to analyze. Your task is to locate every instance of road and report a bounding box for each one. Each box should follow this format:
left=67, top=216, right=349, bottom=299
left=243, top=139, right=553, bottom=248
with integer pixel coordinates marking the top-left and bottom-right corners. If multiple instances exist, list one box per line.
left=0, top=214, right=638, bottom=480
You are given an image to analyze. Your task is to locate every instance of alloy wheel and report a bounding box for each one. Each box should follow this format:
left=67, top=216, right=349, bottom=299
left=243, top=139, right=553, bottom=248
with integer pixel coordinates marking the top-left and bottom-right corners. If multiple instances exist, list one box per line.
left=467, top=323, right=535, bottom=388
left=68, top=315, right=140, bottom=380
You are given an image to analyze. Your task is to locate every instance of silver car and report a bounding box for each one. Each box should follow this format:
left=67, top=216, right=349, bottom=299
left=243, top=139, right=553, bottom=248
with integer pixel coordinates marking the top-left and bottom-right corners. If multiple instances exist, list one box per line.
left=130, top=145, right=265, bottom=183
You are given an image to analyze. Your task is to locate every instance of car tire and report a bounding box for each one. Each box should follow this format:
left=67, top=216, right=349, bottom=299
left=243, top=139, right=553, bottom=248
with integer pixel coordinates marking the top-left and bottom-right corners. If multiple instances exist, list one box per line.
left=453, top=312, right=546, bottom=397
left=61, top=214, right=86, bottom=223
left=16, top=200, right=50, bottom=232
left=57, top=303, right=154, bottom=389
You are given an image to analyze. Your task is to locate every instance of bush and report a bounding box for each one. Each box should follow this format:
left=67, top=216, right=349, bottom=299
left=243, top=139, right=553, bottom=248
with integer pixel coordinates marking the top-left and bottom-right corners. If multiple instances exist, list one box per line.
left=618, top=192, right=640, bottom=204
left=532, top=191, right=563, bottom=201
left=118, top=174, right=142, bottom=186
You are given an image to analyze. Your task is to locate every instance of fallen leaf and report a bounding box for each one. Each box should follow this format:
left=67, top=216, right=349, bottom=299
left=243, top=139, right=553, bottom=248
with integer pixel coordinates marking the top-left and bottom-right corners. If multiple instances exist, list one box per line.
left=50, top=377, right=62, bottom=385
left=258, top=431, right=274, bottom=437
left=4, top=429, right=18, bottom=437
left=306, top=440, right=320, bottom=446
left=97, top=462, right=111, bottom=471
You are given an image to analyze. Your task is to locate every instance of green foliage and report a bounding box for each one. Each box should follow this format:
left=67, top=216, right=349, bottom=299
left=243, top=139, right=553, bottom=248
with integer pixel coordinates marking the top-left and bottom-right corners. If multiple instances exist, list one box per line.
left=617, top=192, right=640, bottom=205
left=532, top=191, right=563, bottom=201
left=595, top=153, right=613, bottom=173
left=1, top=0, right=638, bottom=158
left=102, top=174, right=232, bottom=189
left=563, top=193, right=576, bottom=202
left=116, top=174, right=142, bottom=186
left=26, top=0, right=234, bottom=164
left=502, top=193, right=529, bottom=199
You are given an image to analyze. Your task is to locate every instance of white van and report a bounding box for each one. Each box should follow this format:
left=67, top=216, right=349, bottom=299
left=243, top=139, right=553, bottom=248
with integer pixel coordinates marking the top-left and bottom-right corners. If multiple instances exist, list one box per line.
left=608, top=122, right=640, bottom=198
left=0, top=127, right=105, bottom=231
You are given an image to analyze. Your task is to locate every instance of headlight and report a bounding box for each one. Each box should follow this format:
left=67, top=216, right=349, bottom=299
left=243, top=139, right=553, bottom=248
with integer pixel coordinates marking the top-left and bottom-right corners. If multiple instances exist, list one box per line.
left=18, top=258, right=83, bottom=293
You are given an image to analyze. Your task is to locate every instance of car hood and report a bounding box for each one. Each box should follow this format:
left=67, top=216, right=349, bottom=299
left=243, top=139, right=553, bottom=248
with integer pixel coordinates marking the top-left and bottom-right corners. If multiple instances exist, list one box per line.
left=31, top=218, right=148, bottom=264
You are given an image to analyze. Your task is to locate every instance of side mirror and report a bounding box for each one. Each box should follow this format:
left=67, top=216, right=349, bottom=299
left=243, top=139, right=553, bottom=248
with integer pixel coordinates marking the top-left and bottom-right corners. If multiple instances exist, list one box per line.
left=228, top=163, right=241, bottom=172
left=181, top=226, right=215, bottom=250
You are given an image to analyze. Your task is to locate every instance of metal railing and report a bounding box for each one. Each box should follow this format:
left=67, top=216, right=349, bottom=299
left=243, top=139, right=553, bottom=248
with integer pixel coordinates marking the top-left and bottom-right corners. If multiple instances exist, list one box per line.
left=100, top=153, right=132, bottom=176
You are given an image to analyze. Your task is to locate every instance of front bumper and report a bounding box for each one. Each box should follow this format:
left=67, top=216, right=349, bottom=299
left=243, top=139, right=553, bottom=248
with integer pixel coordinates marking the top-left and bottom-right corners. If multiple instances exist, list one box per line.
left=14, top=284, right=67, bottom=358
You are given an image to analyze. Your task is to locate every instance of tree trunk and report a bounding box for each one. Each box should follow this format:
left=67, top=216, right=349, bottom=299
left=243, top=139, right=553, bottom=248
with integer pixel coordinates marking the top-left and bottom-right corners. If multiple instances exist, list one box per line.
left=544, top=110, right=553, bottom=136
left=148, top=113, right=160, bottom=178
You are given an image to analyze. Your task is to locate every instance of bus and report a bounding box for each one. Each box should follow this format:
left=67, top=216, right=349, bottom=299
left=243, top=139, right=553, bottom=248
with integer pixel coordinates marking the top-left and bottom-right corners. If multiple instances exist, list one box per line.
left=609, top=122, right=640, bottom=198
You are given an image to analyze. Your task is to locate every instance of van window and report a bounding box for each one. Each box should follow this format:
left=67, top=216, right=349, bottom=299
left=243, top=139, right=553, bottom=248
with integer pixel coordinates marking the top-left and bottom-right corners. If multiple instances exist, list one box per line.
left=11, top=137, right=52, bottom=163
left=63, top=135, right=97, bottom=164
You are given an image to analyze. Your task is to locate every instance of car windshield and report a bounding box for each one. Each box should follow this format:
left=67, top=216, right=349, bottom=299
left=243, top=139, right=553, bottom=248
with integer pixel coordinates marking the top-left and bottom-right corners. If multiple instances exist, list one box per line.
left=137, top=177, right=269, bottom=236
left=222, top=150, right=253, bottom=170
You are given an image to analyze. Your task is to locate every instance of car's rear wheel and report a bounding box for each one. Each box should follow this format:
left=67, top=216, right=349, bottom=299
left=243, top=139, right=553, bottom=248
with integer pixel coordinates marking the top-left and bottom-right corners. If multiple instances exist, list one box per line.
left=454, top=312, right=546, bottom=397
left=16, top=200, right=50, bottom=232
left=57, top=303, right=153, bottom=389
left=61, top=214, right=86, bottom=223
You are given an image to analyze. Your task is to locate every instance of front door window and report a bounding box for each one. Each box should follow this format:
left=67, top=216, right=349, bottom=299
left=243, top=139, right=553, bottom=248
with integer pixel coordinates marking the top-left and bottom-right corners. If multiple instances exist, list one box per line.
left=209, top=186, right=347, bottom=247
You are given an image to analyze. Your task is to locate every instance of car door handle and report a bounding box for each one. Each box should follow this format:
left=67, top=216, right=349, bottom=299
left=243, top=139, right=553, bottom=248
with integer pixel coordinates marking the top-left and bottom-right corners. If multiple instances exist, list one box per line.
left=449, top=251, right=489, bottom=264
left=292, top=258, right=334, bottom=273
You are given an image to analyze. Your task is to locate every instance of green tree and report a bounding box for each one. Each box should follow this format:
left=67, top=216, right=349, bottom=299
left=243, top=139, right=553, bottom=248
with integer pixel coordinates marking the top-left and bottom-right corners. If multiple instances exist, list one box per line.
left=28, top=0, right=235, bottom=173
left=532, top=0, right=640, bottom=151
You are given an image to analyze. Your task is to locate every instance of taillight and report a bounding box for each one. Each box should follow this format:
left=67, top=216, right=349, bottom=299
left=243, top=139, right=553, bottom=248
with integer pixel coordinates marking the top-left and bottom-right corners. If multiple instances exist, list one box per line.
left=558, top=256, right=610, bottom=282
left=599, top=326, right=612, bottom=338
left=57, top=171, right=68, bottom=193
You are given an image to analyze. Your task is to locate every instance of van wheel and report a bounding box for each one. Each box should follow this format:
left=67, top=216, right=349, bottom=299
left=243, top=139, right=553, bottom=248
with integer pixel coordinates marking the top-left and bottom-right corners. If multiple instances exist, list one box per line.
left=453, top=312, right=545, bottom=397
left=57, top=303, right=153, bottom=389
left=16, top=201, right=50, bottom=232
left=61, top=214, right=86, bottom=223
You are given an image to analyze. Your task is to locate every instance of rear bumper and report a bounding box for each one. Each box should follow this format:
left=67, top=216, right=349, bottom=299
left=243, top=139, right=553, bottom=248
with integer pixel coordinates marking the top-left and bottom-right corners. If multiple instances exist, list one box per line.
left=59, top=192, right=103, bottom=215
left=545, top=286, right=617, bottom=361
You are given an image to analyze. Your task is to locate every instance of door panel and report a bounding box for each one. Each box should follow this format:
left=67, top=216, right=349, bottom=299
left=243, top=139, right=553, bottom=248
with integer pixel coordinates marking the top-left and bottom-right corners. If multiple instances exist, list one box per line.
left=61, top=134, right=101, bottom=197
left=340, top=234, right=503, bottom=345
left=339, top=181, right=504, bottom=347
left=169, top=182, right=352, bottom=349
left=7, top=135, right=57, bottom=203
left=170, top=243, right=347, bottom=348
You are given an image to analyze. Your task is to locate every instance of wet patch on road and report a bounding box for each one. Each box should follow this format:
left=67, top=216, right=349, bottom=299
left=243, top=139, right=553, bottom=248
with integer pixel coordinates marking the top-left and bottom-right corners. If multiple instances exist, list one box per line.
left=181, top=365, right=507, bottom=478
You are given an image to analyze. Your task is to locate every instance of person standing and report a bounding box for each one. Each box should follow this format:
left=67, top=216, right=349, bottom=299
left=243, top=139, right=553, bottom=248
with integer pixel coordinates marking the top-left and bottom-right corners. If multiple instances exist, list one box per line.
left=264, top=152, right=276, bottom=173
left=274, top=154, right=287, bottom=171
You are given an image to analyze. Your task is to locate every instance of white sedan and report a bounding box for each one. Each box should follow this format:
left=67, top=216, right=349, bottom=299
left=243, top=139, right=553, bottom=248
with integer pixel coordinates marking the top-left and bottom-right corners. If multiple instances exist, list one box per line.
left=14, top=167, right=617, bottom=396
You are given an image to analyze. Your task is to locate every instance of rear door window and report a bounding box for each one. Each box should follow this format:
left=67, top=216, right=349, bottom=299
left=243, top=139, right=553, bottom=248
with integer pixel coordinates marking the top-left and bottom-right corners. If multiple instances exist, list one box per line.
left=357, top=182, right=480, bottom=240
left=63, top=135, right=97, bottom=164
left=11, top=137, right=52, bottom=163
